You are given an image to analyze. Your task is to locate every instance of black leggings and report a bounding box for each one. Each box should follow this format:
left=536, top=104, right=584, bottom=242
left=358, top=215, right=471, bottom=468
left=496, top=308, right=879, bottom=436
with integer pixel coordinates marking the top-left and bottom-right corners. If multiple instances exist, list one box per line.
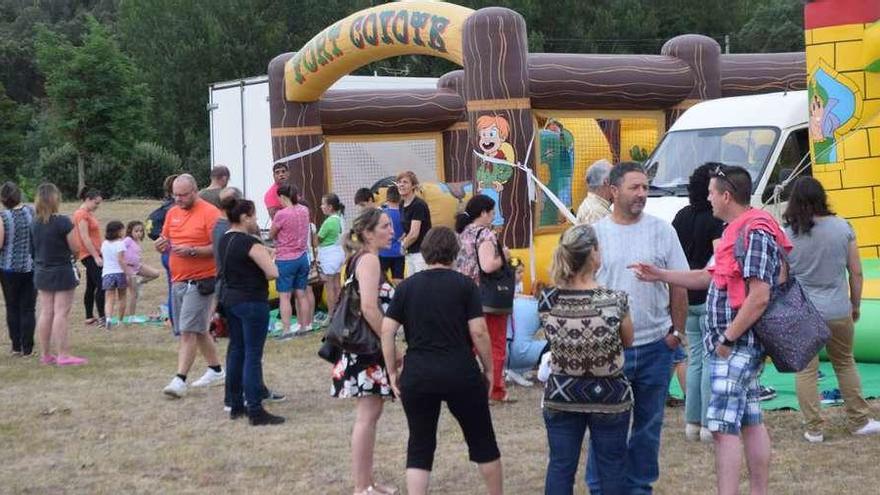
left=0, top=271, right=36, bottom=354
left=82, top=256, right=105, bottom=319
left=400, top=370, right=501, bottom=470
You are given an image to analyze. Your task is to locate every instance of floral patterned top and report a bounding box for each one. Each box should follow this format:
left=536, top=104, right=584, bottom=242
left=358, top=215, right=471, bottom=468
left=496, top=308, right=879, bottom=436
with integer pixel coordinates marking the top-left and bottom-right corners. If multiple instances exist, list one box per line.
left=454, top=223, right=497, bottom=285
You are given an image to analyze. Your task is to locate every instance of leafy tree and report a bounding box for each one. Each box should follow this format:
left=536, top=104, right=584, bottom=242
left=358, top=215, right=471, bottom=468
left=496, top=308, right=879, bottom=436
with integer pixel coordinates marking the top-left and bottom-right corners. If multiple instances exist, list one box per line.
left=735, top=0, right=805, bottom=53
left=34, top=16, right=149, bottom=193
left=0, top=82, right=29, bottom=179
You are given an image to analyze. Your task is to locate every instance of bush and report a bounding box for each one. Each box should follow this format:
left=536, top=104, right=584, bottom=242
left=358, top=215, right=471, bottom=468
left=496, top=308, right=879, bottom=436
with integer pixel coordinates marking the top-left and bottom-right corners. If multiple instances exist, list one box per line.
left=36, top=143, right=79, bottom=199
left=86, top=154, right=124, bottom=199
left=122, top=142, right=182, bottom=198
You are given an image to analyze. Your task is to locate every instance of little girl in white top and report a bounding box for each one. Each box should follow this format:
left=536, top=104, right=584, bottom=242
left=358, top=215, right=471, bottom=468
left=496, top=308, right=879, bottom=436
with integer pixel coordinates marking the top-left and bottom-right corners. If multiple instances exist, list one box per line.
left=101, top=221, right=131, bottom=329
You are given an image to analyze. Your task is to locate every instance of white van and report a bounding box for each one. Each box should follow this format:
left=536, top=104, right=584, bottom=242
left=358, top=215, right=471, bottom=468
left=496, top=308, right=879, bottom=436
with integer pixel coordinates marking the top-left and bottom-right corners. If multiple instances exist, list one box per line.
left=643, top=91, right=810, bottom=222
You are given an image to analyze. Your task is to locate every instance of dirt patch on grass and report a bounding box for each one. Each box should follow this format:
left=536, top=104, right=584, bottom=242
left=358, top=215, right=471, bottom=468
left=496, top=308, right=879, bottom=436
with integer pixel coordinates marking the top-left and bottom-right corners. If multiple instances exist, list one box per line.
left=0, top=200, right=877, bottom=494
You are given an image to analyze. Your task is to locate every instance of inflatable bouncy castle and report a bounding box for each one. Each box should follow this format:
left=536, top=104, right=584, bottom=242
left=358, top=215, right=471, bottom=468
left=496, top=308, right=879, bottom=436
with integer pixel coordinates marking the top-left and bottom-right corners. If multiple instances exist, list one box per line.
left=266, top=1, right=806, bottom=289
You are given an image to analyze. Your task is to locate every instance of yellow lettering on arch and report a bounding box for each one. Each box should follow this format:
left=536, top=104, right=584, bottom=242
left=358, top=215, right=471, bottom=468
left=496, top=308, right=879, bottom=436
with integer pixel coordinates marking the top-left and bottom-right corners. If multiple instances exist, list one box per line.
left=285, top=1, right=474, bottom=103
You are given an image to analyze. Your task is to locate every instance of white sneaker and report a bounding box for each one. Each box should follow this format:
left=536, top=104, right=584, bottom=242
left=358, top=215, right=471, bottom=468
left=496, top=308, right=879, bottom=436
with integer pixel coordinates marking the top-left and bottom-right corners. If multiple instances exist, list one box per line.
left=854, top=419, right=880, bottom=436
left=804, top=430, right=824, bottom=443
left=685, top=423, right=701, bottom=442
left=700, top=427, right=713, bottom=443
left=506, top=369, right=533, bottom=387
left=191, top=368, right=225, bottom=388
left=163, top=377, right=187, bottom=398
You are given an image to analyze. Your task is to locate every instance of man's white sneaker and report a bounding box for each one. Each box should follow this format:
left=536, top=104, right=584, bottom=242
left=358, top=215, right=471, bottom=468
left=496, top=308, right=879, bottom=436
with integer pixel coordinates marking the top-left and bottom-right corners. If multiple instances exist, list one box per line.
left=685, top=423, right=701, bottom=441
left=506, top=369, right=533, bottom=387
left=191, top=369, right=225, bottom=388
left=700, top=427, right=713, bottom=443
left=854, top=418, right=880, bottom=436
left=804, top=431, right=824, bottom=443
left=163, top=377, right=187, bottom=398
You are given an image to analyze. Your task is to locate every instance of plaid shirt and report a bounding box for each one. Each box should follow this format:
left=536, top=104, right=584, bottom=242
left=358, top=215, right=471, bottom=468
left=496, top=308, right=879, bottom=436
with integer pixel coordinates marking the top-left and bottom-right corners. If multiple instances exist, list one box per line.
left=704, top=229, right=781, bottom=354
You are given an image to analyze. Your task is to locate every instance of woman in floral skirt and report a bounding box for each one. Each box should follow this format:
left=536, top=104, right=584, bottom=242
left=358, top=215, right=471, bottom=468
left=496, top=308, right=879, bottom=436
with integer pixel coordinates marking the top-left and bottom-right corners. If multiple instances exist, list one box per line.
left=331, top=207, right=397, bottom=495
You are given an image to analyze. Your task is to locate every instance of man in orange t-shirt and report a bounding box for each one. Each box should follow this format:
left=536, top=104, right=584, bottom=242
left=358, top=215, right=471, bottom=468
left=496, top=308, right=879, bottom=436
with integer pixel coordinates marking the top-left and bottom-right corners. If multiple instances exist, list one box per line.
left=155, top=174, right=224, bottom=398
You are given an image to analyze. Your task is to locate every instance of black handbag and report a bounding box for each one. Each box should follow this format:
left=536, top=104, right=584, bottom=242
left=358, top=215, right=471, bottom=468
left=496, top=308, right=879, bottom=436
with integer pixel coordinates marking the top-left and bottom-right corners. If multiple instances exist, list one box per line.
left=475, top=229, right=515, bottom=314
left=323, top=254, right=382, bottom=355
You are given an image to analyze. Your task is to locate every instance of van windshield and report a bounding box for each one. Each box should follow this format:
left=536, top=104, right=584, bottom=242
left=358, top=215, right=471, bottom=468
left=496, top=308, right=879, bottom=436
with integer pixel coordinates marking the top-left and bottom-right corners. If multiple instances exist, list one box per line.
left=645, top=127, right=779, bottom=193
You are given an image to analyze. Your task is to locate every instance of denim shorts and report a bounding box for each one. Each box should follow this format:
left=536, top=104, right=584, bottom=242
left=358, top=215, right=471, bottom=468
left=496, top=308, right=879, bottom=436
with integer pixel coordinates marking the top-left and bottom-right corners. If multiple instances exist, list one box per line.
left=102, top=272, right=128, bottom=290
left=275, top=253, right=309, bottom=292
left=706, top=345, right=764, bottom=435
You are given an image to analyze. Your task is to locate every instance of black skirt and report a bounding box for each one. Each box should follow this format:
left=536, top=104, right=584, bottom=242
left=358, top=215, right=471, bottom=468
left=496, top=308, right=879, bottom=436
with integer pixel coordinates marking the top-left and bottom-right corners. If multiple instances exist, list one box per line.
left=34, top=264, right=79, bottom=291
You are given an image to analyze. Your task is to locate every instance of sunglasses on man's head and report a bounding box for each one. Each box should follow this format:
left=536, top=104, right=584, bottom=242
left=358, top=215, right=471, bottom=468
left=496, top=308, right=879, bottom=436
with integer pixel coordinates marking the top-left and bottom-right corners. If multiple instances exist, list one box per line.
left=712, top=166, right=738, bottom=192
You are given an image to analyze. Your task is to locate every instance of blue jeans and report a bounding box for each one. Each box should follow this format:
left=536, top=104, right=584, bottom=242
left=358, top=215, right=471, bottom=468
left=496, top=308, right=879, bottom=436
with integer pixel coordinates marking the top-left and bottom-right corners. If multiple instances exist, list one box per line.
left=544, top=408, right=630, bottom=495
left=587, top=338, right=673, bottom=494
left=161, top=251, right=175, bottom=334
left=224, top=301, right=270, bottom=414
left=685, top=304, right=711, bottom=426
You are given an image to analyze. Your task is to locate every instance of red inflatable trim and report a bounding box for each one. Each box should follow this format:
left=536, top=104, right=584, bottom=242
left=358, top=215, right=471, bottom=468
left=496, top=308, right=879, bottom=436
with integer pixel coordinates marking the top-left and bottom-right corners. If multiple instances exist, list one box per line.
left=805, top=0, right=880, bottom=30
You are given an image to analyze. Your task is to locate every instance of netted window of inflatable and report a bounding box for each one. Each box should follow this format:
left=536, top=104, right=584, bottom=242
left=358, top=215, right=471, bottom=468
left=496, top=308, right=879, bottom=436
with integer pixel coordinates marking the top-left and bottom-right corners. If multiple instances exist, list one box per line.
left=533, top=112, right=665, bottom=227
left=326, top=135, right=443, bottom=225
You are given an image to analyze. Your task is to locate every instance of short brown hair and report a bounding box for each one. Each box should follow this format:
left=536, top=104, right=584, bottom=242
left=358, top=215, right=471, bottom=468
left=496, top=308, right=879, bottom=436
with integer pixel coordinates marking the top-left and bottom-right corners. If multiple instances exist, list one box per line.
left=163, top=174, right=178, bottom=197
left=210, top=165, right=230, bottom=179
left=710, top=164, right=751, bottom=205
left=421, top=227, right=459, bottom=266
left=1, top=182, right=21, bottom=209
left=396, top=170, right=419, bottom=186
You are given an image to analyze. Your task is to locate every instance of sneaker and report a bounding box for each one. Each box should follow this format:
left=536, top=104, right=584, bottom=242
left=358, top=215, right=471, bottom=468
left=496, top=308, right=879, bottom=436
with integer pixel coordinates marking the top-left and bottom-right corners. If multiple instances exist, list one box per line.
left=699, top=427, right=713, bottom=443
left=506, top=369, right=533, bottom=387
left=56, top=355, right=88, bottom=366
left=804, top=430, right=824, bottom=443
left=313, top=312, right=330, bottom=327
left=229, top=407, right=247, bottom=420
left=163, top=377, right=187, bottom=398
left=820, top=388, right=843, bottom=405
left=223, top=405, right=232, bottom=413
left=40, top=354, right=57, bottom=365
left=191, top=368, right=225, bottom=387
left=263, top=391, right=287, bottom=403
left=758, top=385, right=777, bottom=402
left=854, top=419, right=880, bottom=436
left=685, top=423, right=701, bottom=442
left=248, top=408, right=285, bottom=426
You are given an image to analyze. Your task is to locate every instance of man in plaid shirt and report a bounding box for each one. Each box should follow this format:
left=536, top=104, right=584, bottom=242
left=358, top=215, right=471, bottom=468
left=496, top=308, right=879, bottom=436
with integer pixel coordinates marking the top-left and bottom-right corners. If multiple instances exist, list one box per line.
left=629, top=164, right=789, bottom=495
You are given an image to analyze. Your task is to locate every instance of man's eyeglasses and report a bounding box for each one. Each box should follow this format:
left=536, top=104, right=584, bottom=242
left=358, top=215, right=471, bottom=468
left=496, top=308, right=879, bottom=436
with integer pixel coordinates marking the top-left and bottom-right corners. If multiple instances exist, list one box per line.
left=712, top=166, right=738, bottom=192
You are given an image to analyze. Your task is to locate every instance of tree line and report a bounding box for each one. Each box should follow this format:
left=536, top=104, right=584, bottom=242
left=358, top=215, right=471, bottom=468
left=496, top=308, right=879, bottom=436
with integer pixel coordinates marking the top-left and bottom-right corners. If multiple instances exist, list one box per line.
left=0, top=0, right=805, bottom=199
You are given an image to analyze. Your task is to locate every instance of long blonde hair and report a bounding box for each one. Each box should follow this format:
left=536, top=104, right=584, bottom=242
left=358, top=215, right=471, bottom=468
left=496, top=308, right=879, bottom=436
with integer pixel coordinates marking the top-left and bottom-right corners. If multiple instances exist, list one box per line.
left=35, top=183, right=61, bottom=223
left=550, top=224, right=600, bottom=286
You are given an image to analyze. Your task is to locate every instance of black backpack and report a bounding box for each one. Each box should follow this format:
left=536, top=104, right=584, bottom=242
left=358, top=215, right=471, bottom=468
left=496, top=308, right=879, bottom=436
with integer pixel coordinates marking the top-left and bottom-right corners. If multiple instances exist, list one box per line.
left=145, top=199, right=173, bottom=241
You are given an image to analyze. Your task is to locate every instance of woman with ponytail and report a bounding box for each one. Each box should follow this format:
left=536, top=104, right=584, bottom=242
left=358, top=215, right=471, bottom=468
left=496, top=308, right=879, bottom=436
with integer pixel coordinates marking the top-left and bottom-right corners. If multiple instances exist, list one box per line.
left=331, top=207, right=398, bottom=495
left=217, top=196, right=284, bottom=426
left=541, top=224, right=633, bottom=494
left=453, top=194, right=512, bottom=403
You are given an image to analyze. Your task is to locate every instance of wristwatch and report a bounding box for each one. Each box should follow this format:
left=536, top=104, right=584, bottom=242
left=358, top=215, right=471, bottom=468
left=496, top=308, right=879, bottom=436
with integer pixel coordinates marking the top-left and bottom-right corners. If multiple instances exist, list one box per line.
left=668, top=328, right=682, bottom=342
left=187, top=247, right=197, bottom=257
left=718, top=335, right=736, bottom=347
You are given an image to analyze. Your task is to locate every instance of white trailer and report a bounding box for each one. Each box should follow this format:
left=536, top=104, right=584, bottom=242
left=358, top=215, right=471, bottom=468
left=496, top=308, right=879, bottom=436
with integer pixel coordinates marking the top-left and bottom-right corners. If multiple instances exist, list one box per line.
left=208, top=74, right=439, bottom=227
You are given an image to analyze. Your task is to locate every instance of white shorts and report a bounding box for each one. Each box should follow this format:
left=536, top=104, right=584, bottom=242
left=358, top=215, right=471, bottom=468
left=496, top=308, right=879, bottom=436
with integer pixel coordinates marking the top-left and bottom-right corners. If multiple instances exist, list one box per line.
left=317, top=244, right=345, bottom=275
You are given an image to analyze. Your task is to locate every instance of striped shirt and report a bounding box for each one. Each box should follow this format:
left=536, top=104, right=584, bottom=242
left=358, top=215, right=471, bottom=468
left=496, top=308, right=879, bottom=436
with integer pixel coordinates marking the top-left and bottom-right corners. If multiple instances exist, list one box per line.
left=0, top=206, right=35, bottom=273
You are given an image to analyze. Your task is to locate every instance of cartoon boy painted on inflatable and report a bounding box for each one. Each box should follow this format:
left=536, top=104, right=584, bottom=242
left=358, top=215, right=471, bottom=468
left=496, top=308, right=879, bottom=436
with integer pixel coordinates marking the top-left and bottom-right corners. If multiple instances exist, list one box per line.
left=808, top=81, right=841, bottom=164
left=475, top=115, right=515, bottom=226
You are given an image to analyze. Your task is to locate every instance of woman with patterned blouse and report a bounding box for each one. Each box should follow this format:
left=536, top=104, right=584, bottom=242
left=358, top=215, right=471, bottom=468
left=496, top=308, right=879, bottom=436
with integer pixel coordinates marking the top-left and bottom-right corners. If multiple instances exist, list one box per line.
left=540, top=224, right=634, bottom=495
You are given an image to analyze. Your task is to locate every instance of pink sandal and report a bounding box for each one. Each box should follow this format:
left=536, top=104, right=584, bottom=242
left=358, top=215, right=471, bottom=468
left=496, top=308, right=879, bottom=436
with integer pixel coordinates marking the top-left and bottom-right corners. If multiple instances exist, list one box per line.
left=40, top=355, right=57, bottom=365
left=56, top=355, right=88, bottom=366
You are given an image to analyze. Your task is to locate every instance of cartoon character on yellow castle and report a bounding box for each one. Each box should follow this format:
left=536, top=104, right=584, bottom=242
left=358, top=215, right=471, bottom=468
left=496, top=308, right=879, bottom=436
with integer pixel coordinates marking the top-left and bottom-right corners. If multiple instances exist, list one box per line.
left=475, top=114, right=515, bottom=226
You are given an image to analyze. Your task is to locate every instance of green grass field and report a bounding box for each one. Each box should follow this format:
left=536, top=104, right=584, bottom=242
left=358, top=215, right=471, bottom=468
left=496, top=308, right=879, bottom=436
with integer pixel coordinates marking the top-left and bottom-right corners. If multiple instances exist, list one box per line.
left=0, top=200, right=878, bottom=494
